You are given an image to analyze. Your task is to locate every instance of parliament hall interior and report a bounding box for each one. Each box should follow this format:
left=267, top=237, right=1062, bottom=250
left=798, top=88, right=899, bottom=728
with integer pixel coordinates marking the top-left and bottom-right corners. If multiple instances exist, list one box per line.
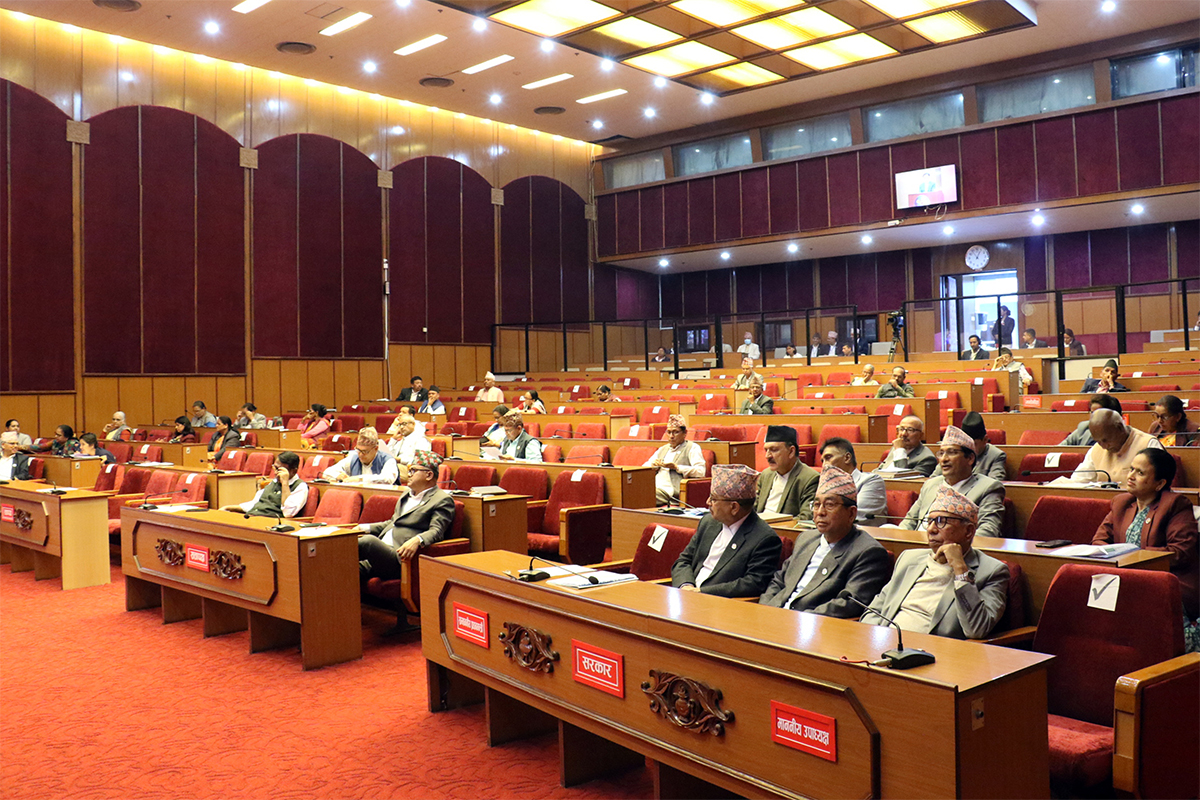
left=2, top=0, right=1199, bottom=798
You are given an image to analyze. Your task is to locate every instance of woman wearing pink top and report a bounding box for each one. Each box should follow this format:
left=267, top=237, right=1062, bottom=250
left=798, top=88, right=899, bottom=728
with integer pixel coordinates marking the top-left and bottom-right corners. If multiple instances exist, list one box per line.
left=300, top=403, right=330, bottom=446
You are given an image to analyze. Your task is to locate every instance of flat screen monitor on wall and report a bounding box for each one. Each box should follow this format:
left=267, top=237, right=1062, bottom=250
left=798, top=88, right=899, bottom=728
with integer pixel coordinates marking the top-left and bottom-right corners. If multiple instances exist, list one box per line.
left=895, top=164, right=958, bottom=210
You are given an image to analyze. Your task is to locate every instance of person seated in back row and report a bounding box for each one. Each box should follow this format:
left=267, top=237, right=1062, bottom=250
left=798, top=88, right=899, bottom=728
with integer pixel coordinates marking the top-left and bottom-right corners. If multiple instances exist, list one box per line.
left=739, top=377, right=773, bottom=415
left=731, top=358, right=761, bottom=390
left=76, top=433, right=116, bottom=465
left=1059, top=394, right=1121, bottom=447
left=233, top=403, right=267, bottom=429
left=1150, top=395, right=1199, bottom=447
left=396, top=375, right=428, bottom=405
left=5, top=419, right=33, bottom=449
left=852, top=364, right=878, bottom=386
left=819, top=437, right=886, bottom=522
left=960, top=411, right=1007, bottom=481
left=169, top=416, right=198, bottom=444
left=222, top=451, right=308, bottom=518
left=207, top=417, right=242, bottom=464
left=102, top=411, right=131, bottom=441
left=595, top=385, right=620, bottom=403
left=190, top=400, right=217, bottom=428
left=875, top=416, right=937, bottom=477
left=875, top=366, right=914, bottom=398
left=1081, top=359, right=1129, bottom=394
left=645, top=415, right=706, bottom=506
left=324, top=426, right=398, bottom=485
left=418, top=386, right=445, bottom=416
left=498, top=411, right=543, bottom=462
left=356, top=450, right=455, bottom=582
left=899, top=425, right=1005, bottom=539
left=475, top=372, right=504, bottom=403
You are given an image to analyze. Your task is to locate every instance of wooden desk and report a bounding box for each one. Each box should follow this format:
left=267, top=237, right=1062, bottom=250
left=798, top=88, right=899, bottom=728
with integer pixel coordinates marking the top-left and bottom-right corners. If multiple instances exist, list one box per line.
left=443, top=457, right=655, bottom=511
left=121, top=507, right=361, bottom=670
left=452, top=435, right=757, bottom=469
left=125, top=464, right=258, bottom=509
left=152, top=442, right=212, bottom=468
left=38, top=455, right=103, bottom=488
left=0, top=481, right=110, bottom=589
left=421, top=551, right=1052, bottom=799
left=685, top=413, right=890, bottom=444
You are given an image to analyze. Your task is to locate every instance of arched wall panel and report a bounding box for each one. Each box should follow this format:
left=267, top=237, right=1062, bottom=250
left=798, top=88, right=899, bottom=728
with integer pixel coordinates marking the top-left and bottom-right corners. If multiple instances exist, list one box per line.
left=500, top=176, right=589, bottom=325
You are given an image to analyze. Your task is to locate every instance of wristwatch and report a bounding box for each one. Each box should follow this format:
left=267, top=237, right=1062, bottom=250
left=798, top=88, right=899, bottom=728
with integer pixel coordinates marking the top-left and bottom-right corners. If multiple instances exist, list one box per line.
left=953, top=570, right=975, bottom=586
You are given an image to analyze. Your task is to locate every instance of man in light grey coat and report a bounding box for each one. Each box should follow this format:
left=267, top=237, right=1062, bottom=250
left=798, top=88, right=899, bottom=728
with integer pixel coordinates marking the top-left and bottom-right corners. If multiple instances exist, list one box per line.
left=900, top=425, right=1006, bottom=539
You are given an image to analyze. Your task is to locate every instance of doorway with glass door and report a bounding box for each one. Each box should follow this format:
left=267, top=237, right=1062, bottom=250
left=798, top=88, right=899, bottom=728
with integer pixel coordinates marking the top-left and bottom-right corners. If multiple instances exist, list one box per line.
left=941, top=270, right=1018, bottom=356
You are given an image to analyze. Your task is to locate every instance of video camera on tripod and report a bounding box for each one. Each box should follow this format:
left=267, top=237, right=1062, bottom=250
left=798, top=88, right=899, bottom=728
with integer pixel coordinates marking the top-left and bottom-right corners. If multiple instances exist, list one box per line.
left=887, top=309, right=906, bottom=362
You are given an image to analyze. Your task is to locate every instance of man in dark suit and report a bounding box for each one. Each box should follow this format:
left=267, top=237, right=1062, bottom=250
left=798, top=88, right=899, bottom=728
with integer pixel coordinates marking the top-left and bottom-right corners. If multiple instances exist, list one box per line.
left=759, top=464, right=891, bottom=617
left=1020, top=328, right=1048, bottom=348
left=672, top=464, right=781, bottom=598
left=357, top=449, right=455, bottom=581
left=0, top=431, right=32, bottom=481
left=756, top=425, right=820, bottom=521
left=960, top=335, right=989, bottom=361
left=396, top=375, right=429, bottom=405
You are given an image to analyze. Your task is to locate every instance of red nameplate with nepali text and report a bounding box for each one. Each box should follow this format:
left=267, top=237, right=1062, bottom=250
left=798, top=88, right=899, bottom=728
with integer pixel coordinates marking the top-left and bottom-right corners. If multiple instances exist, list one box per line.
left=1021, top=396, right=1042, bottom=409
left=185, top=545, right=209, bottom=571
left=770, top=701, right=837, bottom=762
left=571, top=640, right=624, bottom=697
left=1, top=504, right=14, bottom=524
left=452, top=602, right=489, bottom=647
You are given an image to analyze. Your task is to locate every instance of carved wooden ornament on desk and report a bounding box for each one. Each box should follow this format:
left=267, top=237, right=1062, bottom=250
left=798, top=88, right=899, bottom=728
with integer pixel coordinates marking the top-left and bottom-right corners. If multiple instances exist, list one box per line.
left=209, top=550, right=246, bottom=580
left=13, top=508, right=34, bottom=531
left=155, top=538, right=186, bottom=567
left=642, top=670, right=734, bottom=736
left=498, top=622, right=559, bottom=673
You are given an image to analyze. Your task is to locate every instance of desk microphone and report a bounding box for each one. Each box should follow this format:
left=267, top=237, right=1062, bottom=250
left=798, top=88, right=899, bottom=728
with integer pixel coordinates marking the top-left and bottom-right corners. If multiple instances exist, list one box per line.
left=861, top=513, right=911, bottom=524
left=841, top=593, right=935, bottom=669
left=244, top=511, right=295, bottom=532
left=564, top=453, right=612, bottom=467
left=1019, top=468, right=1115, bottom=488
left=46, top=480, right=67, bottom=496
left=510, top=555, right=594, bottom=583
left=661, top=495, right=702, bottom=515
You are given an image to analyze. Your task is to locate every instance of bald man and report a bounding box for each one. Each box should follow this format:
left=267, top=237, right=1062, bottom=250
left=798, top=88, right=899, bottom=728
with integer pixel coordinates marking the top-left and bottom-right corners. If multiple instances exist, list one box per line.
left=875, top=415, right=937, bottom=478
left=1070, top=408, right=1163, bottom=486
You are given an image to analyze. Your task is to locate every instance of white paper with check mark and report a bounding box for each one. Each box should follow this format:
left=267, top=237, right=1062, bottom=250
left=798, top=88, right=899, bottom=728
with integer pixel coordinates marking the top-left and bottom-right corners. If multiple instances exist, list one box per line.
left=1087, top=574, right=1120, bottom=611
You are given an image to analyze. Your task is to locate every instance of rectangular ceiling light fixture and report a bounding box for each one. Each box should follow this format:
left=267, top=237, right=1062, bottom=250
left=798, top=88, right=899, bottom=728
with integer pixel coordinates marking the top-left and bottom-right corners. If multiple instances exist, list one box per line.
left=462, top=54, right=515, bottom=74
left=395, top=34, right=448, bottom=55
left=704, top=61, right=784, bottom=87
left=904, top=10, right=988, bottom=42
left=785, top=32, right=896, bottom=69
left=232, top=0, right=273, bottom=13
left=670, top=0, right=804, bottom=27
left=624, top=41, right=735, bottom=76
left=733, top=7, right=852, bottom=49
left=522, top=73, right=575, bottom=89
left=860, top=0, right=964, bottom=18
left=491, top=0, right=620, bottom=37
left=576, top=88, right=628, bottom=103
left=593, top=18, right=683, bottom=48
left=320, top=11, right=372, bottom=36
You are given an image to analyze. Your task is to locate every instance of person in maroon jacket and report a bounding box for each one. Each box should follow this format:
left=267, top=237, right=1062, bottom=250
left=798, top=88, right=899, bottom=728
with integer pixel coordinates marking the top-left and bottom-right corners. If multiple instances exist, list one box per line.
left=1093, top=447, right=1198, bottom=652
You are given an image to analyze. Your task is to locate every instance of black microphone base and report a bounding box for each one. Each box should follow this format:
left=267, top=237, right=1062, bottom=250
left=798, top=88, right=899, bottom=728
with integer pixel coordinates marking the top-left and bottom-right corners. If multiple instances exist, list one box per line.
left=48, top=489, right=68, bottom=495
left=883, top=647, right=935, bottom=669
left=517, top=569, right=550, bottom=582
left=269, top=523, right=296, bottom=532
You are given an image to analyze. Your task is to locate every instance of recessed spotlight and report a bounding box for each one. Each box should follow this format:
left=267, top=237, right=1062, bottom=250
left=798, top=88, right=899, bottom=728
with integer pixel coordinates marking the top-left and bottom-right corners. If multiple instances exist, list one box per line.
left=153, top=45, right=172, bottom=55
left=194, top=53, right=212, bottom=64
left=654, top=76, right=667, bottom=88
left=396, top=0, right=410, bottom=5
left=540, top=39, right=554, bottom=52
left=1053, top=78, right=1061, bottom=84
left=942, top=225, right=954, bottom=236
left=62, top=23, right=80, bottom=33
left=700, top=93, right=714, bottom=105
left=874, top=112, right=881, bottom=117
left=643, top=107, right=656, bottom=118
left=591, top=120, right=604, bottom=129
left=489, top=93, right=502, bottom=104
left=390, top=125, right=405, bottom=135
left=1156, top=54, right=1171, bottom=64
left=266, top=99, right=280, bottom=111
left=473, top=17, right=486, bottom=31
left=659, top=259, right=669, bottom=267
left=363, top=60, right=377, bottom=73
left=720, top=252, right=730, bottom=260
left=1032, top=214, right=1045, bottom=226
left=1100, top=0, right=1116, bottom=11
left=204, top=21, right=220, bottom=35
left=119, top=71, right=134, bottom=82
left=830, top=137, right=838, bottom=142
left=787, top=243, right=799, bottom=254
left=1131, top=203, right=1144, bottom=214
left=600, top=59, right=614, bottom=72
left=861, top=235, right=873, bottom=245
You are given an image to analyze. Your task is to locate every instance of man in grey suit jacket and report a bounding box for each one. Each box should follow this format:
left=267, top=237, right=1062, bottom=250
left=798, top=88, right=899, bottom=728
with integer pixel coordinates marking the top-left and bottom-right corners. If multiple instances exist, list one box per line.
left=961, top=411, right=1007, bottom=481
left=900, top=425, right=1006, bottom=539
left=0, top=432, right=32, bottom=480
left=874, top=415, right=938, bottom=478
left=861, top=484, right=1008, bottom=639
left=673, top=464, right=781, bottom=598
left=739, top=378, right=774, bottom=415
left=756, top=425, right=819, bottom=520
left=357, top=449, right=455, bottom=581
left=760, top=464, right=891, bottom=617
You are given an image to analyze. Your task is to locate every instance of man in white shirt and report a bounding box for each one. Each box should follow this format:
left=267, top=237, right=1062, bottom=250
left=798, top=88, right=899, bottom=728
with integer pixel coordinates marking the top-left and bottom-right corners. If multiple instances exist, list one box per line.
left=323, top=426, right=399, bottom=485
left=730, top=358, right=762, bottom=390
left=736, top=333, right=760, bottom=361
left=851, top=364, right=879, bottom=386
left=222, top=451, right=308, bottom=518
left=418, top=386, right=445, bottom=415
left=381, top=418, right=431, bottom=471
left=670, top=464, right=781, bottom=598
left=356, top=449, right=455, bottom=581
left=475, top=372, right=505, bottom=403
left=0, top=431, right=32, bottom=481
left=899, top=425, right=1005, bottom=539
left=4, top=419, right=34, bottom=450
left=1070, top=408, right=1163, bottom=486
left=755, top=425, right=819, bottom=521
left=819, top=437, right=886, bottom=521
left=644, top=415, right=706, bottom=505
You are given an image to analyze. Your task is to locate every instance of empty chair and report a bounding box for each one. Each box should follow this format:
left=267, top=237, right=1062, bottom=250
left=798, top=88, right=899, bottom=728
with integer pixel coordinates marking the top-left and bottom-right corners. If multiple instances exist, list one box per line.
left=543, top=421, right=573, bottom=439
left=1013, top=452, right=1086, bottom=482
left=523, top=421, right=541, bottom=438
left=541, top=444, right=563, bottom=463
left=1024, top=496, right=1112, bottom=544
left=527, top=470, right=610, bottom=565
left=129, top=443, right=164, bottom=463
left=1051, top=399, right=1088, bottom=412
left=242, top=451, right=274, bottom=476
left=885, top=489, right=918, bottom=521
left=805, top=391, right=835, bottom=400
left=437, top=463, right=453, bottom=489
left=640, top=406, right=671, bottom=425
left=498, top=466, right=550, bottom=502
left=1018, top=430, right=1072, bottom=446
left=830, top=405, right=867, bottom=415
left=451, top=464, right=499, bottom=492
left=551, top=405, right=578, bottom=415
left=795, top=373, right=823, bottom=387
left=826, top=372, right=853, bottom=386
left=788, top=407, right=824, bottom=415
left=449, top=407, right=477, bottom=422
left=578, top=406, right=604, bottom=415
left=159, top=472, right=207, bottom=505
left=615, top=424, right=652, bottom=440
left=215, top=449, right=247, bottom=471
left=108, top=469, right=178, bottom=535
left=604, top=523, right=694, bottom=582
left=845, top=390, right=875, bottom=399
left=985, top=429, right=1006, bottom=445
left=1141, top=383, right=1181, bottom=392
left=105, top=442, right=133, bottom=463
left=697, top=394, right=729, bottom=414
left=575, top=422, right=607, bottom=439
left=116, top=467, right=153, bottom=495
left=637, top=394, right=663, bottom=402
left=816, top=424, right=861, bottom=452
left=564, top=444, right=610, bottom=466
left=310, top=488, right=363, bottom=525
left=299, top=454, right=336, bottom=481
left=359, top=493, right=400, bottom=525
left=702, top=425, right=744, bottom=442
left=375, top=414, right=397, bottom=432
left=669, top=394, right=696, bottom=403
left=569, top=385, right=592, bottom=401
left=339, top=404, right=362, bottom=413
left=92, top=463, right=124, bottom=492
left=613, top=445, right=659, bottom=468
left=467, top=422, right=491, bottom=437
left=684, top=428, right=712, bottom=441
left=321, top=434, right=353, bottom=452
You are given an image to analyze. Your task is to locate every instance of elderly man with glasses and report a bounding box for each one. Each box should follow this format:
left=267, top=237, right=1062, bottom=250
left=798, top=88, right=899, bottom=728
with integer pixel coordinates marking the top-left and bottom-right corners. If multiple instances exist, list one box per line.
left=874, top=415, right=937, bottom=478
left=322, top=426, right=399, bottom=485
left=356, top=450, right=455, bottom=581
left=645, top=415, right=706, bottom=506
left=898, top=425, right=1005, bottom=538
left=860, top=484, right=1009, bottom=640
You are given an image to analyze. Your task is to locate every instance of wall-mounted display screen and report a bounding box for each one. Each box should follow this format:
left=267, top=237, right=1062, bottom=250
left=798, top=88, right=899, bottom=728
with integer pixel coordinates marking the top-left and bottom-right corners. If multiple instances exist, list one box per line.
left=895, top=164, right=958, bottom=210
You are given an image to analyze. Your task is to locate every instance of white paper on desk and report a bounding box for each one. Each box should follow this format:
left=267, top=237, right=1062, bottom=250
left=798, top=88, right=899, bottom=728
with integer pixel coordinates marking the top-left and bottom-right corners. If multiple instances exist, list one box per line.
left=36, top=486, right=82, bottom=493
left=1044, top=452, right=1062, bottom=468
left=538, top=565, right=592, bottom=577
left=648, top=525, right=669, bottom=552
left=1046, top=476, right=1099, bottom=487
left=480, top=446, right=500, bottom=460
left=154, top=504, right=198, bottom=513
left=1087, top=574, right=1120, bottom=611
left=304, top=525, right=344, bottom=536
left=548, top=571, right=637, bottom=590
left=1054, top=543, right=1138, bottom=560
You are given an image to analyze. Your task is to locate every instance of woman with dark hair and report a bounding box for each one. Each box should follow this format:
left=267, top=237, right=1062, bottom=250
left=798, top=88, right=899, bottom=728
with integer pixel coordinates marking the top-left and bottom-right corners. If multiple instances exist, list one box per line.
left=169, top=416, right=198, bottom=444
left=520, top=390, right=546, bottom=415
left=482, top=405, right=509, bottom=447
left=990, top=305, right=1014, bottom=347
left=1150, top=395, right=1199, bottom=447
left=1093, top=448, right=1199, bottom=652
left=1061, top=328, right=1085, bottom=356
left=207, top=416, right=242, bottom=463
left=300, top=404, right=330, bottom=446
left=50, top=424, right=80, bottom=457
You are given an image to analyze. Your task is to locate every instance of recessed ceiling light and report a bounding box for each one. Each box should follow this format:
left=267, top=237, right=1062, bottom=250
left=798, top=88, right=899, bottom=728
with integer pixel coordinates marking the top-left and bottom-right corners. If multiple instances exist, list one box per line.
left=363, top=60, right=377, bottom=73
left=720, top=251, right=731, bottom=260
left=600, top=59, right=615, bottom=71
left=153, top=45, right=172, bottom=55
left=942, top=225, right=954, bottom=236
left=1131, top=203, right=1144, bottom=214
left=1156, top=54, right=1171, bottom=64
left=658, top=258, right=669, bottom=267
left=390, top=126, right=406, bottom=135
left=204, top=21, right=220, bottom=35
left=305, top=78, right=318, bottom=87
left=591, top=120, right=604, bottom=129
left=462, top=54, right=514, bottom=74
left=1100, top=0, right=1116, bottom=11
left=522, top=73, right=573, bottom=89
left=700, top=92, right=714, bottom=105
left=654, top=76, right=667, bottom=88
left=492, top=0, right=620, bottom=37
left=109, top=35, right=128, bottom=45
left=234, top=63, right=247, bottom=71
left=62, top=23, right=81, bottom=33
left=540, top=39, right=554, bottom=52
left=1032, top=214, right=1045, bottom=226
left=396, top=0, right=410, bottom=6
left=232, top=0, right=272, bottom=12
left=320, top=11, right=372, bottom=36
left=473, top=17, right=487, bottom=31
left=644, top=107, right=656, bottom=118
left=787, top=243, right=799, bottom=253
left=576, top=88, right=627, bottom=104
left=194, top=54, right=212, bottom=64
left=861, top=234, right=873, bottom=244
left=395, top=34, right=447, bottom=56
left=119, top=70, right=134, bottom=82
left=489, top=93, right=502, bottom=104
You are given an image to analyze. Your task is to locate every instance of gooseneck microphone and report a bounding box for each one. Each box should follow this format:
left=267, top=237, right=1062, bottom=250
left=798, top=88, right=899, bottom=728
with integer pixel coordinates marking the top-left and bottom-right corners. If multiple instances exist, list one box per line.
left=47, top=480, right=67, bottom=496
left=512, top=555, right=599, bottom=584
left=842, top=593, right=936, bottom=670
left=1019, top=467, right=1115, bottom=488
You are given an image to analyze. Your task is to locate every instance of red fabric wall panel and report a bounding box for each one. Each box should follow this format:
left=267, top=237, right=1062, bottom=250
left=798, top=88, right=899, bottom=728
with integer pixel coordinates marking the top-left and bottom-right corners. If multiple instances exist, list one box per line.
left=911, top=247, right=933, bottom=300
left=826, top=152, right=860, bottom=227
left=923, top=135, right=961, bottom=176
left=461, top=169, right=495, bottom=342
left=596, top=194, right=617, bottom=257
left=252, top=136, right=300, bottom=357
left=663, top=182, right=689, bottom=247
left=996, top=123, right=1036, bottom=206
left=530, top=177, right=564, bottom=323
left=2, top=81, right=74, bottom=391
left=714, top=173, right=742, bottom=241
left=858, top=146, right=893, bottom=223
left=959, top=130, right=998, bottom=210
left=1053, top=231, right=1091, bottom=289
left=797, top=159, right=828, bottom=231
left=1126, top=224, right=1169, bottom=295
left=741, top=168, right=770, bottom=238
left=660, top=273, right=683, bottom=319
left=875, top=250, right=907, bottom=312
left=707, top=270, right=731, bottom=315
left=422, top=157, right=465, bottom=344
left=341, top=147, right=383, bottom=356
left=688, top=179, right=715, bottom=244
left=1160, top=95, right=1199, bottom=186
left=389, top=159, right=429, bottom=340
left=1074, top=110, right=1119, bottom=196
left=846, top=255, right=877, bottom=313
left=787, top=261, right=814, bottom=309
left=1024, top=236, right=1047, bottom=293
left=819, top=257, right=848, bottom=307
left=500, top=176, right=533, bottom=325
left=1089, top=227, right=1129, bottom=286
left=617, top=268, right=657, bottom=319
left=1176, top=220, right=1198, bottom=279
left=592, top=263, right=617, bottom=321
left=890, top=141, right=925, bottom=176
left=760, top=262, right=788, bottom=313
left=616, top=191, right=640, bottom=253
left=296, top=135, right=344, bottom=359
left=768, top=163, right=799, bottom=234
left=639, top=186, right=664, bottom=251
left=140, top=107, right=197, bottom=374
left=195, top=118, right=246, bottom=374
left=1034, top=117, right=1077, bottom=201
left=735, top=265, right=762, bottom=313
left=1116, top=102, right=1162, bottom=191
left=682, top=271, right=709, bottom=318
left=559, top=186, right=589, bottom=325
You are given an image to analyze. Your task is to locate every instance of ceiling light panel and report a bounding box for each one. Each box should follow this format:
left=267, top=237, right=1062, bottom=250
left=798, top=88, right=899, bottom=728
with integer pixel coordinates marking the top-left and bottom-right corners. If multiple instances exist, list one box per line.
left=624, top=40, right=736, bottom=76
left=784, top=33, right=896, bottom=69
left=394, top=33, right=447, bottom=55
left=904, top=10, right=987, bottom=42
left=696, top=61, right=784, bottom=89
left=232, top=0, right=272, bottom=12
left=593, top=17, right=683, bottom=49
left=319, top=11, right=372, bottom=36
left=522, top=73, right=574, bottom=89
left=860, top=0, right=965, bottom=18
left=670, top=0, right=805, bottom=27
left=462, top=54, right=514, bottom=74
left=732, top=7, right=853, bottom=49
left=491, top=0, right=620, bottom=36
left=577, top=88, right=627, bottom=103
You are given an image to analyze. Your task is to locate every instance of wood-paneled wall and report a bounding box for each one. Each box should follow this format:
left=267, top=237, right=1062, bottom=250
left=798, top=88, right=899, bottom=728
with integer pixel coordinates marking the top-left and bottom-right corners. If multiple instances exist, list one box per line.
left=387, top=345, right=491, bottom=399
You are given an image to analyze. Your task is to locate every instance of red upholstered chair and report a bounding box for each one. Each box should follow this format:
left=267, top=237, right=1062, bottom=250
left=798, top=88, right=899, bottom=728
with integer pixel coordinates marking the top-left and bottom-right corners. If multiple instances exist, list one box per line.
left=1013, top=452, right=1086, bottom=483
left=565, top=444, right=610, bottom=466
left=375, top=414, right=397, bottom=432
left=543, top=421, right=573, bottom=439
left=637, top=394, right=663, bottom=402
left=449, top=407, right=477, bottom=422
left=340, top=404, right=362, bottom=413
left=681, top=477, right=711, bottom=508
left=804, top=390, right=835, bottom=400
left=985, top=429, right=1006, bottom=445
left=1126, top=371, right=1158, bottom=378
left=613, top=446, right=658, bottom=468
left=523, top=421, right=541, bottom=438
left=324, top=434, right=355, bottom=453
left=845, top=390, right=875, bottom=399
left=601, top=523, right=694, bottom=582
left=1141, top=383, right=1181, bottom=392
left=610, top=405, right=638, bottom=420
left=640, top=406, right=670, bottom=425
left=452, top=464, right=498, bottom=492
left=575, top=423, right=607, bottom=439
left=1018, top=429, right=1071, bottom=446
left=364, top=500, right=471, bottom=624
left=437, top=463, right=453, bottom=489
left=703, top=425, right=744, bottom=442
left=830, top=405, right=867, bottom=415
left=826, top=372, right=853, bottom=386
left=817, top=424, right=861, bottom=452
left=359, top=493, right=399, bottom=525
left=669, top=394, right=696, bottom=403
left=924, top=390, right=962, bottom=432
left=466, top=422, right=490, bottom=437
left=499, top=466, right=550, bottom=502
left=526, top=470, right=610, bottom=565
left=285, top=417, right=305, bottom=430
left=215, top=449, right=247, bottom=471
left=131, top=430, right=149, bottom=441
left=1051, top=399, right=1088, bottom=412
left=238, top=431, right=258, bottom=447
left=299, top=454, right=336, bottom=481
left=130, top=443, right=164, bottom=463
left=569, top=385, right=592, bottom=401
left=311, top=488, right=363, bottom=525
left=336, top=414, right=366, bottom=432
left=366, top=405, right=388, bottom=413
left=795, top=373, right=823, bottom=387
left=541, top=444, right=563, bottom=463
left=327, top=418, right=346, bottom=434
left=1026, top=564, right=1193, bottom=798
left=699, top=448, right=716, bottom=477
left=879, top=402, right=915, bottom=440
left=242, top=452, right=274, bottom=476
left=27, top=458, right=45, bottom=479
left=153, top=471, right=208, bottom=506
left=615, top=424, right=653, bottom=440
left=885, top=489, right=918, bottom=520
left=763, top=382, right=781, bottom=397
left=684, top=428, right=712, bottom=441
left=440, top=422, right=469, bottom=436
left=144, top=428, right=172, bottom=442
left=1024, top=496, right=1111, bottom=544
left=578, top=406, right=604, bottom=415
left=108, top=469, right=178, bottom=535
left=117, top=467, right=153, bottom=495
left=104, top=442, right=132, bottom=463
left=92, top=463, right=124, bottom=492
left=617, top=377, right=640, bottom=390
left=697, top=394, right=729, bottom=414
left=789, top=407, right=825, bottom=415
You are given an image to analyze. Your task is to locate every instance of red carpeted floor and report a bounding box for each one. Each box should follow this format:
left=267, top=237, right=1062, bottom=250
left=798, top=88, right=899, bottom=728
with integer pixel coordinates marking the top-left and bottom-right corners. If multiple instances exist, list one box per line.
left=0, top=564, right=652, bottom=799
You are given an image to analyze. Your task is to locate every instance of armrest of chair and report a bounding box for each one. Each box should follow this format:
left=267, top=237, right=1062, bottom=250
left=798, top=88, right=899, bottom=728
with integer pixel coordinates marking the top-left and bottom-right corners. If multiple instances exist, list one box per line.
left=648, top=577, right=671, bottom=585
left=559, top=503, right=612, bottom=565
left=109, top=493, right=143, bottom=517
left=401, top=537, right=471, bottom=615
left=526, top=499, right=547, bottom=532
left=1113, top=652, right=1200, bottom=796
left=797, top=444, right=818, bottom=467
left=590, top=558, right=633, bottom=574
left=980, top=625, right=1038, bottom=647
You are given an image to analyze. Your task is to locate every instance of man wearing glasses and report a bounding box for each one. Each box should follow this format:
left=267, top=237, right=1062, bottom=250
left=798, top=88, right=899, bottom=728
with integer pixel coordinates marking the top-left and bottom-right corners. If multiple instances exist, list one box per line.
left=759, top=465, right=891, bottom=617
left=899, top=425, right=1005, bottom=538
left=223, top=451, right=308, bottom=518
left=874, top=415, right=937, bottom=478
left=671, top=464, right=782, bottom=598
left=357, top=449, right=455, bottom=581
left=322, top=426, right=399, bottom=485
left=860, top=484, right=1009, bottom=640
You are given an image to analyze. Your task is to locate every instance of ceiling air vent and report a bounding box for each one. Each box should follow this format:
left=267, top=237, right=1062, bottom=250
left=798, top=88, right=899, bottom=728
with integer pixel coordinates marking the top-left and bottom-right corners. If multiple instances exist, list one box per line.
left=534, top=106, right=566, bottom=115
left=93, top=0, right=142, bottom=10
left=419, top=77, right=455, bottom=88
left=276, top=41, right=317, bottom=55
left=591, top=134, right=632, bottom=144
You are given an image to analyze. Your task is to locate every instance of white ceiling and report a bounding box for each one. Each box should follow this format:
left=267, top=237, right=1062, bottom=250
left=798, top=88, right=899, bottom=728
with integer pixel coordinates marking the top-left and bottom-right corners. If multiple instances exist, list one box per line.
left=4, top=0, right=1198, bottom=144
